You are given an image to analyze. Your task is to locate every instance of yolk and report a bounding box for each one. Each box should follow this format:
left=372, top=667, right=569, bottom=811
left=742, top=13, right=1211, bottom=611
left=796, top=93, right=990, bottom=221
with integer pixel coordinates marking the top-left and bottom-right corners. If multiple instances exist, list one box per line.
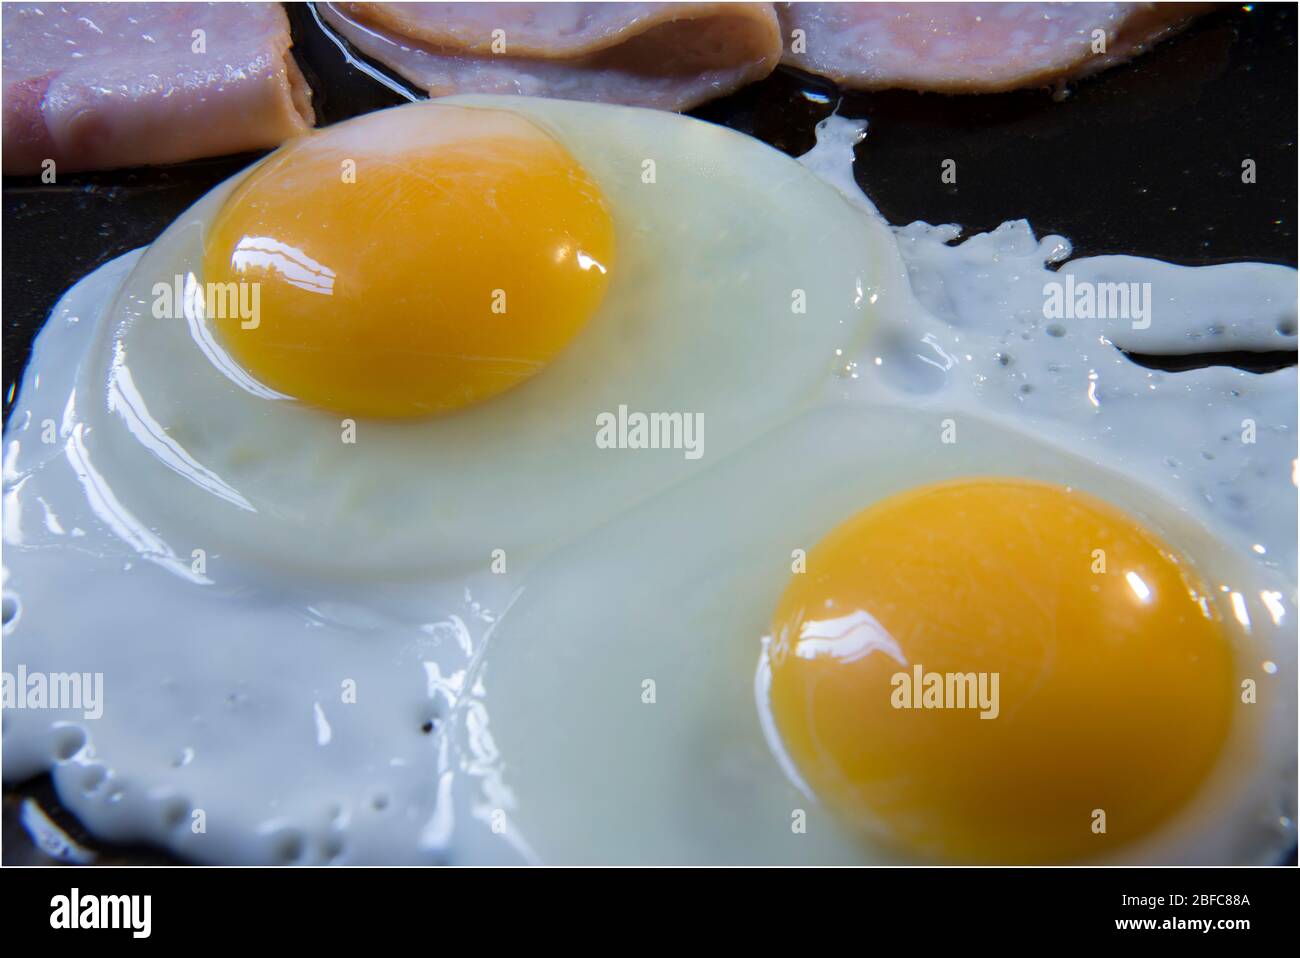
left=767, top=478, right=1235, bottom=863
left=202, top=106, right=614, bottom=419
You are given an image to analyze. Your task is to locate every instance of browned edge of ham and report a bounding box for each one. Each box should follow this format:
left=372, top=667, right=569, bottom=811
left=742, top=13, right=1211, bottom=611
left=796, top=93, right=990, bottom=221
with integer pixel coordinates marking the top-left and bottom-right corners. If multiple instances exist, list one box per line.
left=322, top=1, right=783, bottom=112
left=778, top=2, right=1216, bottom=94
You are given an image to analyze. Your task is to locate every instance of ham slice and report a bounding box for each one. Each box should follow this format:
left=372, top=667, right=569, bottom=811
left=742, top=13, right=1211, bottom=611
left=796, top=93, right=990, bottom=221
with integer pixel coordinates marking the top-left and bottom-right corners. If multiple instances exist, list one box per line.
left=319, top=1, right=782, bottom=111
left=778, top=2, right=1211, bottom=93
left=2, top=2, right=314, bottom=174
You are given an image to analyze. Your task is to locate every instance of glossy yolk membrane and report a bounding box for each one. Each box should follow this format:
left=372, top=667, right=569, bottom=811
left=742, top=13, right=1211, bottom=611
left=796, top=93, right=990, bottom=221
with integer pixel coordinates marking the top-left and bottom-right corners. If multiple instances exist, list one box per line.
left=202, top=106, right=614, bottom=419
left=767, top=478, right=1236, bottom=863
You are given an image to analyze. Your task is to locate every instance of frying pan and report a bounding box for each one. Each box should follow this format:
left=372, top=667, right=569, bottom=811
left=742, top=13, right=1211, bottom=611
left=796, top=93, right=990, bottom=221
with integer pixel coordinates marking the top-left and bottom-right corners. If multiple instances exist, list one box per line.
left=2, top=1, right=1295, bottom=865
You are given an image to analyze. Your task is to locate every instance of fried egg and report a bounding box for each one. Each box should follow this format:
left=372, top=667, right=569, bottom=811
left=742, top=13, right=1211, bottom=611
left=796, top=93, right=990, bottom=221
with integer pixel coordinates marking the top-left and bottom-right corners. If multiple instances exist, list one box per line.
left=479, top=406, right=1292, bottom=864
left=51, top=99, right=891, bottom=579
left=2, top=98, right=1295, bottom=865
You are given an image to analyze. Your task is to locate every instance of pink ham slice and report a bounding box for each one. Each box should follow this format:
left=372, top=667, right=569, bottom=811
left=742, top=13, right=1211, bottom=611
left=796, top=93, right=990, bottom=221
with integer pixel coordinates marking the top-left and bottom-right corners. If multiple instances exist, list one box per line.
left=319, top=2, right=782, bottom=111
left=778, top=2, right=1211, bottom=93
left=3, top=2, right=314, bottom=174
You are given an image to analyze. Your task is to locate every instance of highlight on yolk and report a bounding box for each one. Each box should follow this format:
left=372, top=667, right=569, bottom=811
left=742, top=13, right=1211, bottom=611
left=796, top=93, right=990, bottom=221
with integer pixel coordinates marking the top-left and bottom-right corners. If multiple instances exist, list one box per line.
left=766, top=478, right=1236, bottom=863
left=202, top=104, right=615, bottom=418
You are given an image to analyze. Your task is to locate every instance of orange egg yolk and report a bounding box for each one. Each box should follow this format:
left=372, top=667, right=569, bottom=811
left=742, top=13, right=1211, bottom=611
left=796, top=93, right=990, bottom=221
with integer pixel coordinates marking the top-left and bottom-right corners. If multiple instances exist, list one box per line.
left=202, top=106, right=614, bottom=419
left=767, top=478, right=1235, bottom=863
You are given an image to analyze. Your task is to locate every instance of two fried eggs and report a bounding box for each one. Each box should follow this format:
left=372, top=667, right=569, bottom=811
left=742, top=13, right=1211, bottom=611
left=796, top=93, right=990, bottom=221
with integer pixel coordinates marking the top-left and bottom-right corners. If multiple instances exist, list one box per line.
left=3, top=97, right=1296, bottom=864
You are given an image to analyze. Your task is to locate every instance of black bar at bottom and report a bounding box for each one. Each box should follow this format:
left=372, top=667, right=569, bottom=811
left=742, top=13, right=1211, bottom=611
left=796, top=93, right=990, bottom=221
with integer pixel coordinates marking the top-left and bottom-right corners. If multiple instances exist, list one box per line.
left=0, top=865, right=1294, bottom=943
